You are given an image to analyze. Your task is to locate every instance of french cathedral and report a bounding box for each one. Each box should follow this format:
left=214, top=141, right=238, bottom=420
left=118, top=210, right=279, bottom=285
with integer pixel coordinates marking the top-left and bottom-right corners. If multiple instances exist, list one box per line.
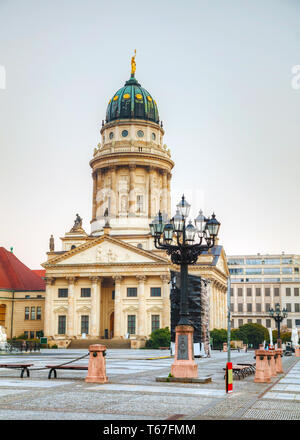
left=42, top=54, right=229, bottom=349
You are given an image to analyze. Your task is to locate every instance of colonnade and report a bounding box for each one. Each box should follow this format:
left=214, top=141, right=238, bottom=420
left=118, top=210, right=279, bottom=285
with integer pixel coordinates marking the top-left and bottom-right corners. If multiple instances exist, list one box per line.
left=91, top=165, right=172, bottom=220
left=44, top=274, right=170, bottom=339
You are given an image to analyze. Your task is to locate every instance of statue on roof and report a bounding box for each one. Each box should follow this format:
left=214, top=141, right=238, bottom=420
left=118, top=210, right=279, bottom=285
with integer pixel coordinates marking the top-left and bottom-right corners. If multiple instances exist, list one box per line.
left=69, top=214, right=85, bottom=233
left=131, top=49, right=136, bottom=75
left=74, top=213, right=82, bottom=228
left=49, top=234, right=55, bottom=252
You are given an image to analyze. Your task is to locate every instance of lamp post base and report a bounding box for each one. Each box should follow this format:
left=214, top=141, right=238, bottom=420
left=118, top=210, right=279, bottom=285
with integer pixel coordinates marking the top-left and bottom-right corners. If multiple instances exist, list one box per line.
left=171, top=325, right=198, bottom=379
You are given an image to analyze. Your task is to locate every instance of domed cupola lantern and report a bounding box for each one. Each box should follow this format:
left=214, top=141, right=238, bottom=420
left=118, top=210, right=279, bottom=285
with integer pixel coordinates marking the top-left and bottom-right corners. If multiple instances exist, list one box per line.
left=89, top=51, right=174, bottom=237
left=105, top=50, right=159, bottom=124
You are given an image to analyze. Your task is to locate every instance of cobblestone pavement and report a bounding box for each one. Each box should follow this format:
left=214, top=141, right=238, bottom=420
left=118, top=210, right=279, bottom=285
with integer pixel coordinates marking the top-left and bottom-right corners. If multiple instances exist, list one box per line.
left=0, top=349, right=298, bottom=420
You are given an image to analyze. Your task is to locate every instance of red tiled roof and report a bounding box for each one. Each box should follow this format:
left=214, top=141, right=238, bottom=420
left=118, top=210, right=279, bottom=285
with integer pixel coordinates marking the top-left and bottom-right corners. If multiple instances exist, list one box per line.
left=32, top=269, right=46, bottom=278
left=0, top=248, right=45, bottom=291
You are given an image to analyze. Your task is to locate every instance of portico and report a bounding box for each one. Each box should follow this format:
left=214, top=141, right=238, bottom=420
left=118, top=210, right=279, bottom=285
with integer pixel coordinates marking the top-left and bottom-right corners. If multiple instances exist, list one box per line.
left=43, top=234, right=171, bottom=343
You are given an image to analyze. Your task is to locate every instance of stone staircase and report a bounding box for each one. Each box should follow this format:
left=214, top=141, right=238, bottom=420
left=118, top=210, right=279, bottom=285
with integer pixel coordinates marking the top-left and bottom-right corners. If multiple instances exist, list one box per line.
left=68, top=338, right=131, bottom=349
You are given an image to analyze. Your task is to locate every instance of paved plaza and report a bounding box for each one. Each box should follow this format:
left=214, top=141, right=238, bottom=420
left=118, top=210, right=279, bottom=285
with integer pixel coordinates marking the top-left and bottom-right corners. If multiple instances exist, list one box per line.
left=0, top=349, right=299, bottom=420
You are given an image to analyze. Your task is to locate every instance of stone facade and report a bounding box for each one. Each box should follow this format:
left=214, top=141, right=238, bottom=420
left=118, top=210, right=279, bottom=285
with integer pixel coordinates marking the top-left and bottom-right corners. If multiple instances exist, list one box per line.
left=0, top=291, right=44, bottom=339
left=228, top=253, right=300, bottom=330
left=42, top=66, right=229, bottom=344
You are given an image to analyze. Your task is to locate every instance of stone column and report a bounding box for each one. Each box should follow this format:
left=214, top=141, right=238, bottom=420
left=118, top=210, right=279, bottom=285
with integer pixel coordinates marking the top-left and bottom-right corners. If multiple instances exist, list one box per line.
left=161, top=170, right=168, bottom=215
left=161, top=274, right=170, bottom=328
left=243, top=285, right=247, bottom=314
left=44, top=277, right=55, bottom=337
left=209, top=283, right=214, bottom=330
left=113, top=275, right=123, bottom=338
left=110, top=166, right=117, bottom=217
left=167, top=172, right=171, bottom=218
left=223, top=288, right=227, bottom=328
left=66, top=277, right=77, bottom=338
left=96, top=169, right=104, bottom=218
left=252, top=286, right=256, bottom=322
left=128, top=164, right=136, bottom=216
left=270, top=286, right=274, bottom=311
left=216, top=284, right=221, bottom=328
left=89, top=276, right=101, bottom=337
left=148, top=166, right=156, bottom=218
left=213, top=284, right=218, bottom=328
left=92, top=171, right=97, bottom=221
left=234, top=286, right=238, bottom=321
left=137, top=275, right=147, bottom=336
left=261, top=286, right=265, bottom=313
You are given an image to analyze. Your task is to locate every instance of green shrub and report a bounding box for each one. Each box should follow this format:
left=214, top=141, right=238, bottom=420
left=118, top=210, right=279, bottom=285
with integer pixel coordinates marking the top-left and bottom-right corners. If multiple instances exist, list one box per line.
left=210, top=328, right=227, bottom=347
left=145, top=327, right=171, bottom=349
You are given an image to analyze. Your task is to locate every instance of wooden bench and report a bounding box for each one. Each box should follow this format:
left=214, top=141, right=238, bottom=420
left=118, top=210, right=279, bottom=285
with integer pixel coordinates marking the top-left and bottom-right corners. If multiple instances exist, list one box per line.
left=0, top=363, right=33, bottom=378
left=46, top=364, right=88, bottom=379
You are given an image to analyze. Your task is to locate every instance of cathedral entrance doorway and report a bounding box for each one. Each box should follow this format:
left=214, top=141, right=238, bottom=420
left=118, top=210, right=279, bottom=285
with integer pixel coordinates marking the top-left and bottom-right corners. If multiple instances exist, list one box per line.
left=110, top=312, right=114, bottom=338
left=100, top=277, right=115, bottom=339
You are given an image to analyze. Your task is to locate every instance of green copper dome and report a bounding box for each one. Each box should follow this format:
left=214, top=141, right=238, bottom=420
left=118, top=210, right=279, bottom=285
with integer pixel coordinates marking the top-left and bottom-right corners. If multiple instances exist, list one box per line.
left=105, top=74, right=159, bottom=124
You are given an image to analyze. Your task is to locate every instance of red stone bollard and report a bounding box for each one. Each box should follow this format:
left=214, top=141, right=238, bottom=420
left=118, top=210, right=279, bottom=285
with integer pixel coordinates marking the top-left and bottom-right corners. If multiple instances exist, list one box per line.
left=85, top=344, right=108, bottom=384
left=171, top=325, right=198, bottom=379
left=268, top=349, right=277, bottom=378
left=295, top=347, right=300, bottom=357
left=254, top=349, right=271, bottom=383
left=275, top=349, right=284, bottom=373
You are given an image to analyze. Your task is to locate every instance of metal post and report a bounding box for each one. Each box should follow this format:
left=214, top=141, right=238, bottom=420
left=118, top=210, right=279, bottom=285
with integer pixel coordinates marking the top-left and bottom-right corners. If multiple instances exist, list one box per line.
left=226, top=277, right=233, bottom=393
left=227, top=277, right=231, bottom=363
left=277, top=319, right=280, bottom=340
left=178, top=261, right=189, bottom=325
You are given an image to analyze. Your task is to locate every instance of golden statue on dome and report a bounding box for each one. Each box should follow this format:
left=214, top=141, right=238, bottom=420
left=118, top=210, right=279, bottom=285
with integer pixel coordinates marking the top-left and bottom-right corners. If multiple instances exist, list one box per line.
left=131, top=49, right=136, bottom=75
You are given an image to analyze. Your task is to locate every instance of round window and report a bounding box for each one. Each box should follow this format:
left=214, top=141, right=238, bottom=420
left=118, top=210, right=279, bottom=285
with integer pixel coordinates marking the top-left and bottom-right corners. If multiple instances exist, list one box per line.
left=109, top=132, right=114, bottom=140
left=122, top=130, right=128, bottom=137
left=137, top=130, right=144, bottom=138
left=152, top=133, right=156, bottom=140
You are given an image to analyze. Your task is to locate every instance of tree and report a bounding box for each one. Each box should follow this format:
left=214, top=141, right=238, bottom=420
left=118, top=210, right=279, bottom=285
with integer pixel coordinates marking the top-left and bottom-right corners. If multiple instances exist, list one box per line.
left=230, top=328, right=244, bottom=342
left=272, top=329, right=291, bottom=343
left=238, top=323, right=269, bottom=348
left=145, top=327, right=171, bottom=349
left=210, top=328, right=227, bottom=348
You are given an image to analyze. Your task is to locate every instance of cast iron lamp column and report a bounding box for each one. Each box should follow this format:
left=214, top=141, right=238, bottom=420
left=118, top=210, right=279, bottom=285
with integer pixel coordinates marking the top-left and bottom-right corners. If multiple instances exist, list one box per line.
left=149, top=195, right=220, bottom=377
left=268, top=303, right=288, bottom=340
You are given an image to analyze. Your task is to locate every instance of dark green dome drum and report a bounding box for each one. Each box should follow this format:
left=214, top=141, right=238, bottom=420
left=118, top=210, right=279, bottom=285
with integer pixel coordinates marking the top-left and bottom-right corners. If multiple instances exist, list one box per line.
left=106, top=74, right=159, bottom=124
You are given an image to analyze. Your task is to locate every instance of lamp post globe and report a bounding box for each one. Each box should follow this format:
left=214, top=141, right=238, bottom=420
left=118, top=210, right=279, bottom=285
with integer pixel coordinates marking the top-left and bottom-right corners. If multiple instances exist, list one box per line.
left=149, top=195, right=221, bottom=378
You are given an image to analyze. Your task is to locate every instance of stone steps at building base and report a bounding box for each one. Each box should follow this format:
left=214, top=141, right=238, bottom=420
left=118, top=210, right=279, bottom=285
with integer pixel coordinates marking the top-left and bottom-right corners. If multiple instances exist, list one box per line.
left=68, top=338, right=131, bottom=349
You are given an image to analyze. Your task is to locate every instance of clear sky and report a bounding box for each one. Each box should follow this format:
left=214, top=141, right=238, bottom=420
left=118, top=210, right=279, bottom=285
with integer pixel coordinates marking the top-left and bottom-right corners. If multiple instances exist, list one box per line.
left=0, top=0, right=300, bottom=269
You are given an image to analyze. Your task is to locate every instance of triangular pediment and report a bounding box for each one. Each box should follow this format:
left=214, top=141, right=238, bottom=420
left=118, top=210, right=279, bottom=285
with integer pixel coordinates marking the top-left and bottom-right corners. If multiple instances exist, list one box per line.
left=53, top=306, right=68, bottom=313
left=43, top=235, right=169, bottom=266
left=216, top=248, right=229, bottom=277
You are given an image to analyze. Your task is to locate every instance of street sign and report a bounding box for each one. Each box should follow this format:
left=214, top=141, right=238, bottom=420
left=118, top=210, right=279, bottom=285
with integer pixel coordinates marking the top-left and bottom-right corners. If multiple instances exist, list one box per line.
left=40, top=337, right=48, bottom=344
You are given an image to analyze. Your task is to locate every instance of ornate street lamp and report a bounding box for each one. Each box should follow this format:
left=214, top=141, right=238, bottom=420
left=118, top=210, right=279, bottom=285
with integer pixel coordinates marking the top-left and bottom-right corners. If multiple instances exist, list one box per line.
left=149, top=195, right=221, bottom=378
left=268, top=303, right=288, bottom=340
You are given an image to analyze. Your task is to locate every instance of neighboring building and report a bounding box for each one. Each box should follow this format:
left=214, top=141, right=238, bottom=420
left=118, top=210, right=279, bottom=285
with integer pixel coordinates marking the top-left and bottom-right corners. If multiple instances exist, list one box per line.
left=0, top=247, right=45, bottom=339
left=227, top=253, right=300, bottom=330
left=42, top=57, right=229, bottom=347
